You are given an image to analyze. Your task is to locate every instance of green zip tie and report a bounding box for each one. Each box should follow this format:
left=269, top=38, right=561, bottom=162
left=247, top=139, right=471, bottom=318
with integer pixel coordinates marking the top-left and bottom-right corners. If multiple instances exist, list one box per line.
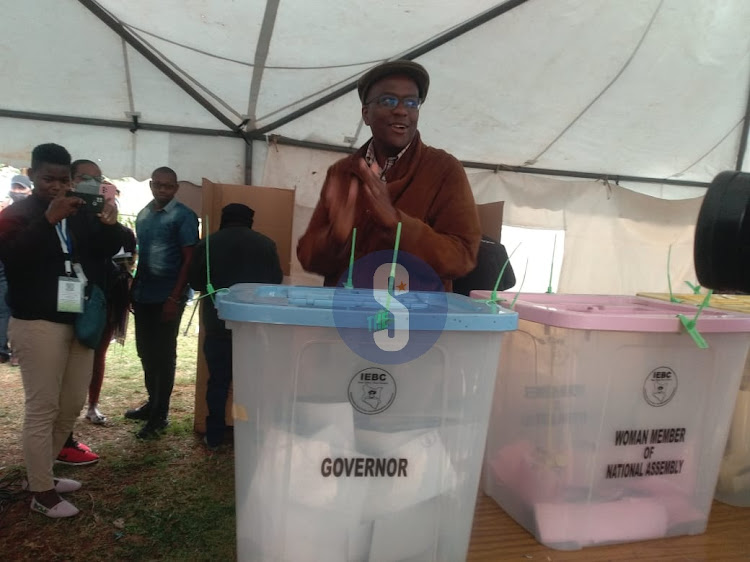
left=676, top=289, right=713, bottom=349
left=546, top=234, right=557, bottom=294
left=490, top=242, right=521, bottom=304
left=384, top=222, right=402, bottom=313
left=195, top=287, right=230, bottom=302
left=344, top=228, right=357, bottom=289
left=204, top=215, right=218, bottom=304
left=684, top=280, right=702, bottom=294
left=508, top=258, right=530, bottom=310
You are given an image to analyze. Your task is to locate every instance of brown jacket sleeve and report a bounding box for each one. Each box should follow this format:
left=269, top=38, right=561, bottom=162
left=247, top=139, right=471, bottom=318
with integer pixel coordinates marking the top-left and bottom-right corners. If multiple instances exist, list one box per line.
left=296, top=164, right=352, bottom=279
left=396, top=153, right=481, bottom=281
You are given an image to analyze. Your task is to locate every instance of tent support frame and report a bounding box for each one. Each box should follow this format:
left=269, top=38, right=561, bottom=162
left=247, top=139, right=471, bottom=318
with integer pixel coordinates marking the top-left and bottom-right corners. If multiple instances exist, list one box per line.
left=0, top=109, right=710, bottom=188
left=0, top=109, right=239, bottom=138
left=736, top=70, right=750, bottom=171
left=250, top=0, right=532, bottom=136
left=244, top=141, right=254, bottom=185
left=258, top=134, right=710, bottom=188
left=77, top=0, right=243, bottom=134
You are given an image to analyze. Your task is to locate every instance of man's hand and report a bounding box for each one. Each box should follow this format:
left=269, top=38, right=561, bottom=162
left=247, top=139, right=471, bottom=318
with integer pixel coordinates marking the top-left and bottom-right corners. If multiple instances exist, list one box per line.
left=161, top=298, right=180, bottom=322
left=100, top=181, right=118, bottom=203
left=97, top=202, right=118, bottom=226
left=356, top=159, right=399, bottom=230
left=324, top=174, right=359, bottom=244
left=45, top=193, right=83, bottom=224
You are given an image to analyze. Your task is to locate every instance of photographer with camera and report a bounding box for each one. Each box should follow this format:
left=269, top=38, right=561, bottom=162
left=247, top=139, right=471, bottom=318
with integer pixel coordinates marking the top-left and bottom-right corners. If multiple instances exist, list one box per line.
left=70, top=161, right=136, bottom=427
left=0, top=143, right=125, bottom=517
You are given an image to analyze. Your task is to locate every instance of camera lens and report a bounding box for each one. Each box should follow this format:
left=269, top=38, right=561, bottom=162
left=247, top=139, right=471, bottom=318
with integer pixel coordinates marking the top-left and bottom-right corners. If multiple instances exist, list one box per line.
left=694, top=171, right=750, bottom=293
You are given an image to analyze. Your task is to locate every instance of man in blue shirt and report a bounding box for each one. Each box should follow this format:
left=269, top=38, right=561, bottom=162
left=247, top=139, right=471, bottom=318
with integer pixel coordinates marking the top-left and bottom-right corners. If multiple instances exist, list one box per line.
left=126, top=166, right=198, bottom=439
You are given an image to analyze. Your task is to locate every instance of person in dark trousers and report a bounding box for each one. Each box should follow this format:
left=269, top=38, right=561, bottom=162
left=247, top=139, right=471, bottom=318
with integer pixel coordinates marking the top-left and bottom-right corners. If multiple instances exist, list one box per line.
left=55, top=159, right=133, bottom=467
left=0, top=174, right=32, bottom=366
left=70, top=159, right=137, bottom=426
left=126, top=167, right=198, bottom=439
left=188, top=203, right=283, bottom=449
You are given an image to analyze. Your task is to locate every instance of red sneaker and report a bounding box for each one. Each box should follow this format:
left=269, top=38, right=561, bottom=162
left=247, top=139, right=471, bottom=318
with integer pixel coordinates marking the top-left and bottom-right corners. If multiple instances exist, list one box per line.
left=56, top=443, right=99, bottom=466
left=70, top=438, right=92, bottom=452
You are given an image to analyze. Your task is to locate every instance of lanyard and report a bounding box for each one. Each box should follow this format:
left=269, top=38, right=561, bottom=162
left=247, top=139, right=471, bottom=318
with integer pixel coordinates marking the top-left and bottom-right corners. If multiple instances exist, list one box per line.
left=55, top=218, right=73, bottom=276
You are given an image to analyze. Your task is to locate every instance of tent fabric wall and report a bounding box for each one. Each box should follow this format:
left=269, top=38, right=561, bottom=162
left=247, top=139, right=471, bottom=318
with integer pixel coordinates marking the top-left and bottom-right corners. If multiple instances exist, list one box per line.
left=1, top=0, right=748, bottom=183
left=470, top=171, right=700, bottom=293
left=275, top=0, right=750, bottom=182
left=263, top=143, right=701, bottom=294
left=261, top=144, right=342, bottom=286
left=2, top=0, right=750, bottom=294
left=0, top=117, right=247, bottom=185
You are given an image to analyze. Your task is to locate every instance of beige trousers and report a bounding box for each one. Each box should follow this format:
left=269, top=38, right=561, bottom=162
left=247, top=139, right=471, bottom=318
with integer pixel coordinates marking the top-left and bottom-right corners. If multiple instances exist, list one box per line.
left=9, top=318, right=93, bottom=492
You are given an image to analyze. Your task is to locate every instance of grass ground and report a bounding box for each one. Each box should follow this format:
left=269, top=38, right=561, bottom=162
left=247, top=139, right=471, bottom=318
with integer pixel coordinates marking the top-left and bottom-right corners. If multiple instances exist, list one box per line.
left=0, top=302, right=237, bottom=561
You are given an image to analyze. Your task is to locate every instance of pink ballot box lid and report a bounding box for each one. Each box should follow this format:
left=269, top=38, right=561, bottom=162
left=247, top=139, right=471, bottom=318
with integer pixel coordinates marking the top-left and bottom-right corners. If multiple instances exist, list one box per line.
left=469, top=292, right=750, bottom=333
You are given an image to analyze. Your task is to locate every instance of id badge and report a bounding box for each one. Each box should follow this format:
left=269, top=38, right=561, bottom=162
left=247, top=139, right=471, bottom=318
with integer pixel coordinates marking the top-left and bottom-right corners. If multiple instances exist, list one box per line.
left=57, top=276, right=85, bottom=313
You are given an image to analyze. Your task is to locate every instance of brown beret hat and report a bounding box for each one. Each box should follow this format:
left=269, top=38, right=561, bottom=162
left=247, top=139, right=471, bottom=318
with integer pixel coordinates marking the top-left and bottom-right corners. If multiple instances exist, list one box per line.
left=357, top=60, right=430, bottom=103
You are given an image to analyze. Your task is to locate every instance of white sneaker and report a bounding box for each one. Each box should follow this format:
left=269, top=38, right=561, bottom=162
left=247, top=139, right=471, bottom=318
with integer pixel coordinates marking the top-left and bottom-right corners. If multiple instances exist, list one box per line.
left=22, top=478, right=82, bottom=494
left=85, top=407, right=107, bottom=425
left=30, top=497, right=80, bottom=518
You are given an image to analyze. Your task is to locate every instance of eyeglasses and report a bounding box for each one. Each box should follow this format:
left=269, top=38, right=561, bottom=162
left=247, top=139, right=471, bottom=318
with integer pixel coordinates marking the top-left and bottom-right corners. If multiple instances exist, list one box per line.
left=366, top=94, right=422, bottom=110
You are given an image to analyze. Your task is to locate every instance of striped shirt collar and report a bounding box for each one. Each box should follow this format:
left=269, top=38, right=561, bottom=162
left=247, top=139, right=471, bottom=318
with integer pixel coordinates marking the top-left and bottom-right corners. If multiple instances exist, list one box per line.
left=364, top=140, right=412, bottom=181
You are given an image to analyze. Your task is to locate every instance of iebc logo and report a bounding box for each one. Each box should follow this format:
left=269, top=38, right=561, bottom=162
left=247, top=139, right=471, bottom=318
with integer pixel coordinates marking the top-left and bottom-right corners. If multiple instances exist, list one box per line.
left=348, top=367, right=397, bottom=414
left=643, top=366, right=678, bottom=407
left=333, top=250, right=447, bottom=365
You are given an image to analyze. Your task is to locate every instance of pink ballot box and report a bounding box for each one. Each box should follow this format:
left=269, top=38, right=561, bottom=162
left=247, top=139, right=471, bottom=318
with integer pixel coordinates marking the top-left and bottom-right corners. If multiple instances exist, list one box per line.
left=714, top=356, right=750, bottom=506
left=470, top=292, right=750, bottom=550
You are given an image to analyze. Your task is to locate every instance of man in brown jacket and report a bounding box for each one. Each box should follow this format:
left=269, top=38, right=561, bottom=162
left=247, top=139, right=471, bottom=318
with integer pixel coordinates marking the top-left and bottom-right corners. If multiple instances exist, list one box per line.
left=297, top=60, right=481, bottom=291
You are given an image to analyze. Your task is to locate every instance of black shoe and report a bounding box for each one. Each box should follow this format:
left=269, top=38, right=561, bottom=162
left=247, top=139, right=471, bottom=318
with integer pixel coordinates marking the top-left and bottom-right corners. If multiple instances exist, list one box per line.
left=136, top=419, right=169, bottom=440
left=203, top=435, right=222, bottom=452
left=124, top=404, right=151, bottom=421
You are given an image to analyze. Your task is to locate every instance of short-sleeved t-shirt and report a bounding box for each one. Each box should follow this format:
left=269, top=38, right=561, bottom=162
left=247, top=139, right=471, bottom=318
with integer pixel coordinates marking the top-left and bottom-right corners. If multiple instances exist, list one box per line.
left=132, top=198, right=198, bottom=303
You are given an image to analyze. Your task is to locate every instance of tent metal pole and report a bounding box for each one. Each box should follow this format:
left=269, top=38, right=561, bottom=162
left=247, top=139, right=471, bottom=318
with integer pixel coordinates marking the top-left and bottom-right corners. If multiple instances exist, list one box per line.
left=247, top=134, right=354, bottom=155
left=736, top=70, right=750, bottom=171
left=245, top=0, right=281, bottom=126
left=252, top=134, right=710, bottom=188
left=0, top=109, right=712, bottom=188
left=0, top=109, right=239, bottom=138
left=460, top=160, right=710, bottom=188
left=250, top=0, right=531, bottom=135
left=77, top=0, right=243, bottom=134
left=244, top=141, right=254, bottom=185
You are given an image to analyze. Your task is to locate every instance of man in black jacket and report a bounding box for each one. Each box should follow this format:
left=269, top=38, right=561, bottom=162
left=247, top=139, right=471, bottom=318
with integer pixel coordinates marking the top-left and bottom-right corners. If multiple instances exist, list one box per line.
left=0, top=143, right=124, bottom=518
left=188, top=203, right=283, bottom=449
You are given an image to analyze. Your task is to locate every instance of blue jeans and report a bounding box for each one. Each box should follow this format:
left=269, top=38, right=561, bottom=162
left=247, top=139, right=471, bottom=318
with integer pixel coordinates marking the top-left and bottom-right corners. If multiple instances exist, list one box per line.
left=0, top=262, right=10, bottom=356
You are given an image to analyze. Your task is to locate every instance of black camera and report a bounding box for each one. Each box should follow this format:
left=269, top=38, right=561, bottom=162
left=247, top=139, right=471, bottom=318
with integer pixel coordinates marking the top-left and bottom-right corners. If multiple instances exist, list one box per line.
left=694, top=171, right=750, bottom=293
left=68, top=177, right=106, bottom=214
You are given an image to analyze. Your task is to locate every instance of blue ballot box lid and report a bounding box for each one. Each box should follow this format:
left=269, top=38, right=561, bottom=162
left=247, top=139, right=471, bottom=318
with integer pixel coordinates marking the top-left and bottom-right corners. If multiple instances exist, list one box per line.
left=216, top=284, right=517, bottom=332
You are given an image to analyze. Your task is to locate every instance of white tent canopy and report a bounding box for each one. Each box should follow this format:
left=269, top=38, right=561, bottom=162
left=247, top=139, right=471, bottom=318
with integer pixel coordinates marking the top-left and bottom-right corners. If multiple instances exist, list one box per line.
left=2, top=0, right=749, bottom=292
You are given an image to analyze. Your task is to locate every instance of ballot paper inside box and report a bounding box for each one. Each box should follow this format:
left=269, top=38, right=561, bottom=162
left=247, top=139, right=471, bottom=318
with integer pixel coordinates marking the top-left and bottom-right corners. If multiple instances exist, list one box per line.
left=471, top=292, right=750, bottom=550
left=219, top=284, right=517, bottom=562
